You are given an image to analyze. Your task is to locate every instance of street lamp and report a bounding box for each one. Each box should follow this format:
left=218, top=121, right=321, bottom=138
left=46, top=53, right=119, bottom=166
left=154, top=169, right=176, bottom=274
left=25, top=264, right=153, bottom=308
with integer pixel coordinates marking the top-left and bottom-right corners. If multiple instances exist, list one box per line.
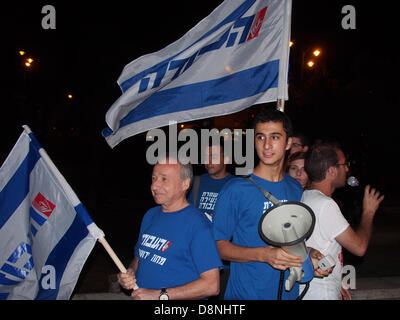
left=300, top=47, right=322, bottom=79
left=24, top=57, right=34, bottom=69
left=313, top=49, right=321, bottom=57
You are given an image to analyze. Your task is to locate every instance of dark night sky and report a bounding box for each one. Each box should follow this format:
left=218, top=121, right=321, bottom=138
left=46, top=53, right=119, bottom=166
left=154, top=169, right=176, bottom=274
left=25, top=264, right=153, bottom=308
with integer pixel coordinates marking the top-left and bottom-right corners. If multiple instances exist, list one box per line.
left=1, top=1, right=399, bottom=243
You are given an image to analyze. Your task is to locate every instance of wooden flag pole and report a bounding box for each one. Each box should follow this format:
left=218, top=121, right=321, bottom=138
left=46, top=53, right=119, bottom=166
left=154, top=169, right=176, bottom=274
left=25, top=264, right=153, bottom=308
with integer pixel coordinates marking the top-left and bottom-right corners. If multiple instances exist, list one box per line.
left=277, top=99, right=285, bottom=112
left=98, top=237, right=139, bottom=290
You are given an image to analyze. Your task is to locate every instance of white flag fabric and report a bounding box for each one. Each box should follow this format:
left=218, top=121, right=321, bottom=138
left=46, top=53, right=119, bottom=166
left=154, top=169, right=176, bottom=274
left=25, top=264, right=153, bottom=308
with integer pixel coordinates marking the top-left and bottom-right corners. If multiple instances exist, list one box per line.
left=103, top=0, right=292, bottom=148
left=0, top=126, right=104, bottom=300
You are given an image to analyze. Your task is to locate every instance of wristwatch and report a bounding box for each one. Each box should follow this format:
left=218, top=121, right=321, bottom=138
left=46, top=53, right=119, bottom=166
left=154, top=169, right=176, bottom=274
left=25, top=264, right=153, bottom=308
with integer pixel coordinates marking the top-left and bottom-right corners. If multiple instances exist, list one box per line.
left=159, top=287, right=169, bottom=300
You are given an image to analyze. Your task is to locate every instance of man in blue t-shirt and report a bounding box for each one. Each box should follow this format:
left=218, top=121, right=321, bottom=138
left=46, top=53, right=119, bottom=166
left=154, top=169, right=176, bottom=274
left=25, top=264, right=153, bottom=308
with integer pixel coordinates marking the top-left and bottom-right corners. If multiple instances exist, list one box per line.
left=188, top=143, right=233, bottom=222
left=188, top=142, right=234, bottom=300
left=213, top=107, right=306, bottom=300
left=118, top=156, right=222, bottom=300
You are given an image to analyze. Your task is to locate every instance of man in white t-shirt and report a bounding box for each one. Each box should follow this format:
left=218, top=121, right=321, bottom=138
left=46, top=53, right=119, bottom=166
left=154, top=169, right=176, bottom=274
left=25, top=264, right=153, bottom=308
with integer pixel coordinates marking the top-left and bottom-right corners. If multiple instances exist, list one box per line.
left=301, top=143, right=384, bottom=300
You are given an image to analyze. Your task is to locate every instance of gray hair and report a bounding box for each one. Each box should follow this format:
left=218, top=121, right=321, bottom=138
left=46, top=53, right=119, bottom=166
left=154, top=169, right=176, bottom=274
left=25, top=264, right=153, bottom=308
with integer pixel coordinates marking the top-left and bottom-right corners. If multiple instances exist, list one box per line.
left=179, top=161, right=193, bottom=187
left=157, top=154, right=193, bottom=186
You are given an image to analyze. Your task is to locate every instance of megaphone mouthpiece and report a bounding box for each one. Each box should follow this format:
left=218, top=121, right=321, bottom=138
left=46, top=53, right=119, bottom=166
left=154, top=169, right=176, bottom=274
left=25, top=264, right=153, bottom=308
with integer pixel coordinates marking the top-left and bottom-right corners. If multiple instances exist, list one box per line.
left=282, top=223, right=299, bottom=244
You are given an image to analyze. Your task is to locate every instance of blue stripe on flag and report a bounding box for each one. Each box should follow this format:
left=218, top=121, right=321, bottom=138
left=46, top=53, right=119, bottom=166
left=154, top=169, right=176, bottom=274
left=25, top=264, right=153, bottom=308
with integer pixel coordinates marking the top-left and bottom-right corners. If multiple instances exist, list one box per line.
left=27, top=132, right=42, bottom=151
left=106, top=59, right=279, bottom=137
left=0, top=273, right=19, bottom=286
left=7, top=242, right=32, bottom=264
left=74, top=203, right=94, bottom=227
left=0, top=293, right=10, bottom=300
left=31, top=224, right=38, bottom=236
left=0, top=142, right=40, bottom=229
left=30, top=207, right=47, bottom=226
left=119, top=0, right=256, bottom=93
left=0, top=263, right=29, bottom=280
left=23, top=256, right=34, bottom=271
left=35, top=212, right=89, bottom=300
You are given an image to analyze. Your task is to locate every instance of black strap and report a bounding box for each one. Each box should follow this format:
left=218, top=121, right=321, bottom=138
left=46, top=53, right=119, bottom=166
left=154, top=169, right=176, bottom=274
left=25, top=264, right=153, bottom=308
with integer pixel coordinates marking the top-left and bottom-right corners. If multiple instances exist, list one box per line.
left=192, top=175, right=201, bottom=207
left=244, top=175, right=280, bottom=205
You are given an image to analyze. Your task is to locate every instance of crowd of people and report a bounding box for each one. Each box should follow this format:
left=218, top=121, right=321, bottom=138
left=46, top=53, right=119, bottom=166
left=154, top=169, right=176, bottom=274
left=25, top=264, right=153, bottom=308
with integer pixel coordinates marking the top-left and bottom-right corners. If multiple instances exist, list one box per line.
left=117, top=107, right=384, bottom=300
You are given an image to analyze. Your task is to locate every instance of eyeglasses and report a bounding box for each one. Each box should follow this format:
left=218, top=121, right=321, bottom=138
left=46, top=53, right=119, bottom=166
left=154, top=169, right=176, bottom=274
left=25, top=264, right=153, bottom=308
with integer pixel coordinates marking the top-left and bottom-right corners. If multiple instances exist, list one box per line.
left=335, top=161, right=350, bottom=168
left=291, top=143, right=303, bottom=148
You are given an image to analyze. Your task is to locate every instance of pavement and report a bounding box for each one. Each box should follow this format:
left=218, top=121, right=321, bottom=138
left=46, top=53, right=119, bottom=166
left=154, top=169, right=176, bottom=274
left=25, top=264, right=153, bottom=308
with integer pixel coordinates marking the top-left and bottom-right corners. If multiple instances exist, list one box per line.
left=350, top=277, right=400, bottom=300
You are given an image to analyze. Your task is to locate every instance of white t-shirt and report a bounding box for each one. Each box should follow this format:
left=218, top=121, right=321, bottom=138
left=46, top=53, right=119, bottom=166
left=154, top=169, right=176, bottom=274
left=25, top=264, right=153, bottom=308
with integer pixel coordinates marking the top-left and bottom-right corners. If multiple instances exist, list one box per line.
left=300, top=189, right=350, bottom=300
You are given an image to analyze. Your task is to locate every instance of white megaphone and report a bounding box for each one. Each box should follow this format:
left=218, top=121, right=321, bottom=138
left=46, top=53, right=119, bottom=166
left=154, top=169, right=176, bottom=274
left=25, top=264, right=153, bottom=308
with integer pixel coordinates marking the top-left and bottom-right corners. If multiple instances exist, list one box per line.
left=258, top=201, right=316, bottom=292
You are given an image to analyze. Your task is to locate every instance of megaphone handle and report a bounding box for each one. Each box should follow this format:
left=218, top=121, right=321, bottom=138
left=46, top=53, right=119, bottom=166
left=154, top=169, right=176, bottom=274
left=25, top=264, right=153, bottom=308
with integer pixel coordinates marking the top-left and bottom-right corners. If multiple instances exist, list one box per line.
left=285, top=267, right=303, bottom=292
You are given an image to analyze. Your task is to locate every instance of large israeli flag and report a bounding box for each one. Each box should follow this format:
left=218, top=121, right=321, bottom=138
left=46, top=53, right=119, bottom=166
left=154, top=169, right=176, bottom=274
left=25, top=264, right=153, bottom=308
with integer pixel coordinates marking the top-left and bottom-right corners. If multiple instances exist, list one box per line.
left=103, top=0, right=292, bottom=147
left=0, top=126, right=104, bottom=299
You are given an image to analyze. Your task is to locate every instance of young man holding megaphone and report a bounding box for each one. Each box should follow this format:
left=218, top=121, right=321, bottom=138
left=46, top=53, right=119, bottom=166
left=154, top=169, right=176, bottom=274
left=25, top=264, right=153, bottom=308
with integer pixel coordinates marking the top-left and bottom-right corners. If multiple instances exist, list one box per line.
left=213, top=107, right=330, bottom=300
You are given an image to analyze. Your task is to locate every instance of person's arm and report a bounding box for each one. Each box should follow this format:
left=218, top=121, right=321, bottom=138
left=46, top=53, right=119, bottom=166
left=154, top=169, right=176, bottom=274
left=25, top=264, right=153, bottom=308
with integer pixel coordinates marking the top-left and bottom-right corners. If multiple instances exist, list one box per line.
left=127, top=256, right=139, bottom=274
left=117, top=256, right=138, bottom=290
left=308, top=247, right=334, bottom=277
left=130, top=268, right=220, bottom=300
left=216, top=240, right=303, bottom=271
left=341, top=286, right=352, bottom=300
left=336, top=185, right=384, bottom=256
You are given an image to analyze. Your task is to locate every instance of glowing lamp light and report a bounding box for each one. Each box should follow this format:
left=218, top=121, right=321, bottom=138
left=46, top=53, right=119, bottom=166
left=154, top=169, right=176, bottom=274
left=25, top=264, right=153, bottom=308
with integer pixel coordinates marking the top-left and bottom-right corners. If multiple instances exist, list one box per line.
left=313, top=49, right=321, bottom=57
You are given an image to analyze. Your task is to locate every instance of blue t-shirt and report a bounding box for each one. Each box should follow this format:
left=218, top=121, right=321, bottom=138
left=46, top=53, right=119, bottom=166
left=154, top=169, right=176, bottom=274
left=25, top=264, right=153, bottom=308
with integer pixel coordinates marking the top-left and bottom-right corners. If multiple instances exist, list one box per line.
left=213, top=173, right=303, bottom=300
left=188, top=173, right=234, bottom=221
left=134, top=205, right=222, bottom=289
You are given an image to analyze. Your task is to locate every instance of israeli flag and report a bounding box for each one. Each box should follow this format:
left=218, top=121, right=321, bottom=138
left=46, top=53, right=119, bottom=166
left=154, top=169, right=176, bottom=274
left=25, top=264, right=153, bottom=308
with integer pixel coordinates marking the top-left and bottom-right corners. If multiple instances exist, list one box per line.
left=0, top=126, right=104, bottom=299
left=103, top=0, right=292, bottom=147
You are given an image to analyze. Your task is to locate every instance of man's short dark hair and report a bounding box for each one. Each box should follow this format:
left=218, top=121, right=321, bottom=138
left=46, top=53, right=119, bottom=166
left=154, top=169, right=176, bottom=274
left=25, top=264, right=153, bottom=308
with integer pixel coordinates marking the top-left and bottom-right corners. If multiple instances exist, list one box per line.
left=305, top=143, right=339, bottom=182
left=292, top=131, right=310, bottom=147
left=250, top=106, right=293, bottom=140
left=207, top=136, right=225, bottom=154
